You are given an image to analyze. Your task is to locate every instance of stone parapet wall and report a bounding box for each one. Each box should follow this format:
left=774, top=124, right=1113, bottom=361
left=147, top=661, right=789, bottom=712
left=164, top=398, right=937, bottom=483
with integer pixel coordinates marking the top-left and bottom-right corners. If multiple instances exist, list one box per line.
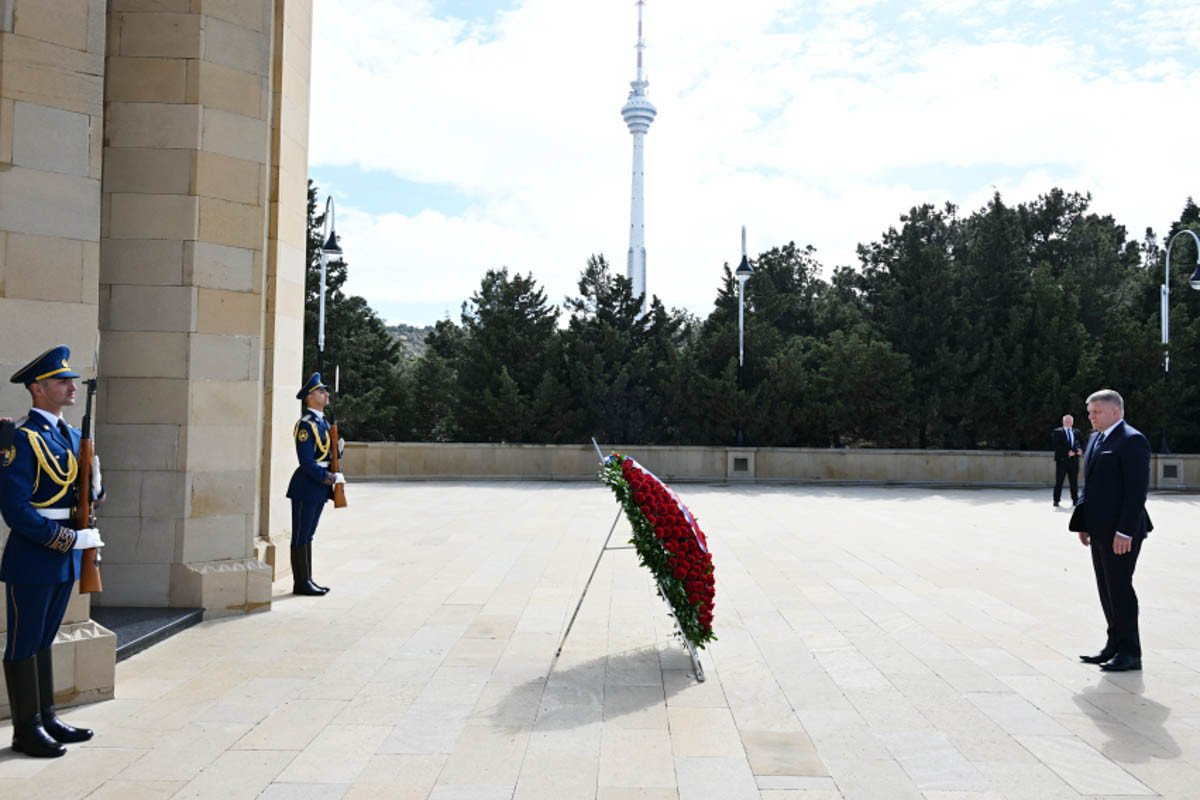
left=341, top=442, right=1200, bottom=491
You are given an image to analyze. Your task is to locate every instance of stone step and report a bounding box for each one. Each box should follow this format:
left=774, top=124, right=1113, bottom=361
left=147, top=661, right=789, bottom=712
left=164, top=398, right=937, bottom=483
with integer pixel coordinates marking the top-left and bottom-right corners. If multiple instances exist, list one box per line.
left=89, top=606, right=203, bottom=662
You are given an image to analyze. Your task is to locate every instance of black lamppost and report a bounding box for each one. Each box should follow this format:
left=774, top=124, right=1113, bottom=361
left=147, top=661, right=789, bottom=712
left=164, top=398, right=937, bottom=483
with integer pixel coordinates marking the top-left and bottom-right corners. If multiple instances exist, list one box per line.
left=317, top=196, right=342, bottom=376
left=735, top=226, right=753, bottom=446
left=1159, top=228, right=1200, bottom=453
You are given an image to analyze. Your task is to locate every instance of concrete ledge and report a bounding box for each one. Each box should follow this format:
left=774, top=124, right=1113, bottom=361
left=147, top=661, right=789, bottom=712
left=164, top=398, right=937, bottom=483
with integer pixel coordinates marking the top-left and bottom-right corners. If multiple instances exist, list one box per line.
left=343, top=443, right=726, bottom=483
left=169, top=557, right=273, bottom=618
left=341, top=442, right=1200, bottom=490
left=0, top=620, right=116, bottom=720
left=254, top=534, right=279, bottom=579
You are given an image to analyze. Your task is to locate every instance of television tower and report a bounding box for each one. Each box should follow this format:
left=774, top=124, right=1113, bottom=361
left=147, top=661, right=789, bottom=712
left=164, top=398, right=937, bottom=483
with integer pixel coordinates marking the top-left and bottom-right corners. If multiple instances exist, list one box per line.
left=621, top=0, right=656, bottom=310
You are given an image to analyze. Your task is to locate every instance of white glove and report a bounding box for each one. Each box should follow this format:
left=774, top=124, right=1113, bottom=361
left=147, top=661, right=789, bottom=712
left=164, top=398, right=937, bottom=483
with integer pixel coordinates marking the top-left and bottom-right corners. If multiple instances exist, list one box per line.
left=73, top=528, right=104, bottom=549
left=334, top=472, right=346, bottom=485
left=337, top=437, right=345, bottom=457
left=91, top=455, right=104, bottom=500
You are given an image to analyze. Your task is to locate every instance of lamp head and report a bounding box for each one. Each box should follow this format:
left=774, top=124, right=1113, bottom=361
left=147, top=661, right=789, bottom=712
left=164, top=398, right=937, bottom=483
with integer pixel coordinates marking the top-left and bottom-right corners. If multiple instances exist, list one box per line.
left=321, top=229, right=342, bottom=258
left=735, top=254, right=752, bottom=284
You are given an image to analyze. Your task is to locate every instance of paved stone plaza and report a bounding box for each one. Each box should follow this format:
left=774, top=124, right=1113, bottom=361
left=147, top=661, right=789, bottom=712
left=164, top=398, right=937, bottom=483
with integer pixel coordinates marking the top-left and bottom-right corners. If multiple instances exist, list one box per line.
left=1, top=482, right=1197, bottom=799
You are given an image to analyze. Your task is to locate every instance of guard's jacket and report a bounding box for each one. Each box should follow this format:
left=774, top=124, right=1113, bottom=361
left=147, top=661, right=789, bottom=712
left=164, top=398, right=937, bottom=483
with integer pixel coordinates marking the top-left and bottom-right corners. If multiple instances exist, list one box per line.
left=0, top=415, right=82, bottom=585
left=286, top=409, right=335, bottom=505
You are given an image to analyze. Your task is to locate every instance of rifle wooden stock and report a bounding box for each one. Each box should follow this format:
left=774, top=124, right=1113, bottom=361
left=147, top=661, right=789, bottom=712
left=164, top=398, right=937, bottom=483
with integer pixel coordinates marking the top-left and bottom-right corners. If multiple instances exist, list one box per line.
left=330, top=421, right=347, bottom=508
left=74, top=437, right=102, bottom=594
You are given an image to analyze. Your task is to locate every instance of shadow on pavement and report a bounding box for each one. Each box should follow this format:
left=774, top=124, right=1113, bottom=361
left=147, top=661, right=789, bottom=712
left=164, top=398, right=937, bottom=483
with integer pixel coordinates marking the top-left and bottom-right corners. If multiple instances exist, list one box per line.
left=1074, top=677, right=1182, bottom=763
left=488, top=645, right=698, bottom=733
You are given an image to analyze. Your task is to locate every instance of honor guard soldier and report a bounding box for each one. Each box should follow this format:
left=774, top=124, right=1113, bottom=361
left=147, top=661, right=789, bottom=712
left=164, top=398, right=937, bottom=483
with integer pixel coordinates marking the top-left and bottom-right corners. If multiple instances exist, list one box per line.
left=0, top=346, right=103, bottom=758
left=286, top=373, right=343, bottom=596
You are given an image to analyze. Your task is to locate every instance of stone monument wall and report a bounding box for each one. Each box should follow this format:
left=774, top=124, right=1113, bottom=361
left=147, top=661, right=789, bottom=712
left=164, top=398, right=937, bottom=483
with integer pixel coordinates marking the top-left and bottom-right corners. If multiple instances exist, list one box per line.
left=0, top=0, right=314, bottom=714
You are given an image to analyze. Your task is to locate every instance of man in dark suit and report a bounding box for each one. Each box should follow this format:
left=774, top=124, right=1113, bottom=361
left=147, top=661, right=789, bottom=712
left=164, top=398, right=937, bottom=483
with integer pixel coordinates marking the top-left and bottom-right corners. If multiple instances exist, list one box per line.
left=1070, top=389, right=1152, bottom=672
left=1051, top=414, right=1083, bottom=507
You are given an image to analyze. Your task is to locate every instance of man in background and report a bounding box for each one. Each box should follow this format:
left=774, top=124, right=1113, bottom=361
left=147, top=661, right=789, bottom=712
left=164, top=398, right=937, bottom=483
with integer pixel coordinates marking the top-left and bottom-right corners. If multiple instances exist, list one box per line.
left=1051, top=414, right=1083, bottom=507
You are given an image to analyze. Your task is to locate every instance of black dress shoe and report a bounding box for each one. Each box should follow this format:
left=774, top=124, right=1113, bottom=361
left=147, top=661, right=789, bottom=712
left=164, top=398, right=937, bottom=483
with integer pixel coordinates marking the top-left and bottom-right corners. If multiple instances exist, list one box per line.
left=1080, top=648, right=1117, bottom=665
left=41, top=713, right=92, bottom=744
left=1100, top=654, right=1142, bottom=672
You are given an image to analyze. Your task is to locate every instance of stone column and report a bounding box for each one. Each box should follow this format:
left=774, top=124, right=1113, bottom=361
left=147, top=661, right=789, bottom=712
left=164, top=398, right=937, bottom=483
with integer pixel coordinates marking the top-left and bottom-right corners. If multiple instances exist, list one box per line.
left=98, top=1, right=286, bottom=615
left=257, top=0, right=312, bottom=576
left=0, top=0, right=115, bottom=713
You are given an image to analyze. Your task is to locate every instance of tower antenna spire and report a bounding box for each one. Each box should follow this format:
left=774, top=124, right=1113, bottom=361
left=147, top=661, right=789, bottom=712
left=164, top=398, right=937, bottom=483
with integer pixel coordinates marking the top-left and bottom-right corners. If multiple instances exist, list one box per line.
left=622, top=0, right=657, bottom=311
left=636, top=0, right=646, bottom=83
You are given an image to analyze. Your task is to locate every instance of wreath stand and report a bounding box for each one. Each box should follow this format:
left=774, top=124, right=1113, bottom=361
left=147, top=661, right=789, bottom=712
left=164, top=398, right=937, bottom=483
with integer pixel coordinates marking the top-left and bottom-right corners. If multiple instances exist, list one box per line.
left=550, top=440, right=706, bottom=683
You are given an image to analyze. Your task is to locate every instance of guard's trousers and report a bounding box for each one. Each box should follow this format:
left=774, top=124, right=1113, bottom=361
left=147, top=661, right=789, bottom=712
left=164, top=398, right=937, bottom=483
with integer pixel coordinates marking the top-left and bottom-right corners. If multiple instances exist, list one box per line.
left=290, top=498, right=325, bottom=548
left=4, top=582, right=72, bottom=662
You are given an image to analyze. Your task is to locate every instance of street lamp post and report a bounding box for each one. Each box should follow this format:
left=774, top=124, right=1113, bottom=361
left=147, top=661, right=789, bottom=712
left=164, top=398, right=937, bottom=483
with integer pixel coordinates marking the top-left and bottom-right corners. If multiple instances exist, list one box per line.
left=317, top=196, right=342, bottom=376
left=1158, top=228, right=1200, bottom=453
left=735, top=225, right=753, bottom=447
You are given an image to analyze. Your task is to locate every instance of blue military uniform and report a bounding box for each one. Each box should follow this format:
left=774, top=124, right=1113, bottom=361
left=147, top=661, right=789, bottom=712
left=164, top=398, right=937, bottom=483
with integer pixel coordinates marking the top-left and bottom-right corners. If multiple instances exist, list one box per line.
left=286, top=373, right=336, bottom=595
left=0, top=414, right=83, bottom=592
left=1, top=345, right=93, bottom=757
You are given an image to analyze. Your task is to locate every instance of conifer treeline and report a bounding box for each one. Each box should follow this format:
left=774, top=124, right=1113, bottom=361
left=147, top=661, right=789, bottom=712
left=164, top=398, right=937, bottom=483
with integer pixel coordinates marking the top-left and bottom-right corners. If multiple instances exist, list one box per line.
left=308, top=182, right=1200, bottom=452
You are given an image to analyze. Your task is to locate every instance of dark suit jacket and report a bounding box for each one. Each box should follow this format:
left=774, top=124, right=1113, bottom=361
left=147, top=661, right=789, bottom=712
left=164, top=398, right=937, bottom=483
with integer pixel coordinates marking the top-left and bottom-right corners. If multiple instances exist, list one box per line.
left=1052, top=426, right=1081, bottom=461
left=1069, top=420, right=1153, bottom=538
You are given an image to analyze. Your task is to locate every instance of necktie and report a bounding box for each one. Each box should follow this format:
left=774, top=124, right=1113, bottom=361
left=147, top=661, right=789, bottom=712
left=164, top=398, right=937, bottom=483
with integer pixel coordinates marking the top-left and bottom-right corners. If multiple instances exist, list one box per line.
left=57, top=419, right=70, bottom=440
left=1066, top=430, right=1073, bottom=448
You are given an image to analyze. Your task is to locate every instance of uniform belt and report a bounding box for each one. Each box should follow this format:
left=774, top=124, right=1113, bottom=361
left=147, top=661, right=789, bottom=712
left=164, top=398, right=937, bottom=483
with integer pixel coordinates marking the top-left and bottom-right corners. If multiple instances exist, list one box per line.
left=36, top=508, right=72, bottom=520
left=316, top=461, right=330, bottom=468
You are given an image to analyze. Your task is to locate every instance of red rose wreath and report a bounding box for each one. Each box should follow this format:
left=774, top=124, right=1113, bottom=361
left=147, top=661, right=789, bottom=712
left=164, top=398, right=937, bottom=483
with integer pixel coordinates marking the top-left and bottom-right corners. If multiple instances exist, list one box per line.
left=601, top=454, right=716, bottom=647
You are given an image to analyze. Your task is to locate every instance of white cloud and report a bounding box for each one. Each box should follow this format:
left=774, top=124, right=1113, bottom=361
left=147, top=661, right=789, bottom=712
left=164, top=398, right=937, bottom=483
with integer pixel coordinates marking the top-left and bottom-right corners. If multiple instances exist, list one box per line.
left=311, top=0, right=1199, bottom=324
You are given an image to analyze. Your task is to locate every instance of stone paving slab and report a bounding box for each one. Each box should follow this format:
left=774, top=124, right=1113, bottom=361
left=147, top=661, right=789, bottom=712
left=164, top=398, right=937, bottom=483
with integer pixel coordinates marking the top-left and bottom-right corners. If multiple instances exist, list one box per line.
left=1, top=482, right=1197, bottom=799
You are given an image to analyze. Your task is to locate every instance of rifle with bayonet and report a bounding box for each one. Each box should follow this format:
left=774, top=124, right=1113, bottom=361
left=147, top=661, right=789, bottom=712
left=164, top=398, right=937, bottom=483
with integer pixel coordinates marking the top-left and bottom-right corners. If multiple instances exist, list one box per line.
left=74, top=341, right=102, bottom=593
left=329, top=365, right=347, bottom=509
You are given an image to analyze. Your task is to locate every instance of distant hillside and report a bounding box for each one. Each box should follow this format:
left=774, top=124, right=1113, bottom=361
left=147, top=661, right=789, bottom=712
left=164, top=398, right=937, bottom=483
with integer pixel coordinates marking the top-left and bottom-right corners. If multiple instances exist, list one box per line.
left=387, top=323, right=431, bottom=358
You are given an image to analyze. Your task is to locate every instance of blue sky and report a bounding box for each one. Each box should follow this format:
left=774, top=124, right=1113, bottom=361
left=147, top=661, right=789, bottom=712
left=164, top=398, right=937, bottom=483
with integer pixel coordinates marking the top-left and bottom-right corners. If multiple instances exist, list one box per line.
left=432, top=0, right=517, bottom=27
left=311, top=164, right=473, bottom=218
left=310, top=1, right=1197, bottom=326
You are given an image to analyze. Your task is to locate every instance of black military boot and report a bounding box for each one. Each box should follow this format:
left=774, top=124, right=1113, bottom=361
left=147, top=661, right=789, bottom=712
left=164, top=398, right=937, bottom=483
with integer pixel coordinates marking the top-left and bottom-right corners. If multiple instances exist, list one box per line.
left=3, top=657, right=66, bottom=757
left=291, top=547, right=324, bottom=596
left=35, top=648, right=92, bottom=743
left=306, top=543, right=330, bottom=594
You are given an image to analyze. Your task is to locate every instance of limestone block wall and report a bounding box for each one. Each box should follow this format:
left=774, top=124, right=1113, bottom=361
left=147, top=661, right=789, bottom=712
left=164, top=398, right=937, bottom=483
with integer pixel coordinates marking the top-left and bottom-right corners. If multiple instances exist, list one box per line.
left=0, top=0, right=105, bottom=398
left=0, top=0, right=314, bottom=717
left=259, top=0, right=312, bottom=573
left=96, top=1, right=286, bottom=614
left=0, top=0, right=115, bottom=710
